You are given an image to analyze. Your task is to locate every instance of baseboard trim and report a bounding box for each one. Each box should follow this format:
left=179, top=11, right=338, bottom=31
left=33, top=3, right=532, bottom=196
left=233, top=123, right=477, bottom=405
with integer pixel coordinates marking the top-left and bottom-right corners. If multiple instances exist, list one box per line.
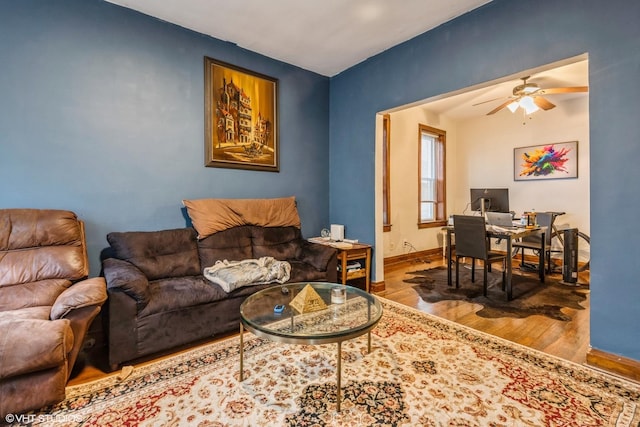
left=379, top=249, right=441, bottom=291
left=384, top=248, right=441, bottom=268
left=586, top=347, right=640, bottom=383
left=370, top=280, right=385, bottom=293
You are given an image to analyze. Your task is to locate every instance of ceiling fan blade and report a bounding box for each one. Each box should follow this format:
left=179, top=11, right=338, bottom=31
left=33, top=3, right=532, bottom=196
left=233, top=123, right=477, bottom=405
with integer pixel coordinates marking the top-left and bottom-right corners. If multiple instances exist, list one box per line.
left=533, top=96, right=556, bottom=110
left=472, top=96, right=510, bottom=107
left=539, top=86, right=589, bottom=95
left=487, top=99, right=516, bottom=115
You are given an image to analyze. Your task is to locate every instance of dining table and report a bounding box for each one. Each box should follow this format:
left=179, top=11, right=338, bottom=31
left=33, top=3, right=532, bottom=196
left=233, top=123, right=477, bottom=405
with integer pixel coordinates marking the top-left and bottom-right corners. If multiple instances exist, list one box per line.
left=444, top=225, right=546, bottom=300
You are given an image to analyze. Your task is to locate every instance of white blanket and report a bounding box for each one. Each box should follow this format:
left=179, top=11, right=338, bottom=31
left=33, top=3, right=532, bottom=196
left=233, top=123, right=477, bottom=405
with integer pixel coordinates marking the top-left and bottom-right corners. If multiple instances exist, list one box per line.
left=203, top=256, right=291, bottom=293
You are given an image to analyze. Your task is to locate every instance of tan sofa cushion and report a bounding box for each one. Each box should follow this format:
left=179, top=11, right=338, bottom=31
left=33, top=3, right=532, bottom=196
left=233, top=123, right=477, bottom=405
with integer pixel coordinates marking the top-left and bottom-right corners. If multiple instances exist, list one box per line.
left=183, top=197, right=301, bottom=239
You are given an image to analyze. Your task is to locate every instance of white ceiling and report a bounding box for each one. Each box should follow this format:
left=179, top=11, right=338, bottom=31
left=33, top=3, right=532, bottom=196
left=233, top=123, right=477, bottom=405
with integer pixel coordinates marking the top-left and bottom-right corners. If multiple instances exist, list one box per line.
left=414, top=58, right=589, bottom=121
left=105, top=0, right=588, bottom=120
left=105, top=0, right=493, bottom=77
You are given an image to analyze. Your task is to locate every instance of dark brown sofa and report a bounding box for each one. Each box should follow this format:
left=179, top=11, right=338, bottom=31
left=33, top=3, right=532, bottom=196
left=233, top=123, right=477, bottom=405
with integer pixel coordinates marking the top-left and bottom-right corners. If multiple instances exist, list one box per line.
left=103, top=224, right=337, bottom=370
left=0, top=209, right=107, bottom=417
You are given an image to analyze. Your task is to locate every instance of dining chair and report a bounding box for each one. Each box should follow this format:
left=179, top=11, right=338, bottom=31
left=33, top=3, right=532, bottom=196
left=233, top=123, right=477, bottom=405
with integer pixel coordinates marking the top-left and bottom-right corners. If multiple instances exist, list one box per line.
left=512, top=212, right=555, bottom=273
left=452, top=215, right=507, bottom=296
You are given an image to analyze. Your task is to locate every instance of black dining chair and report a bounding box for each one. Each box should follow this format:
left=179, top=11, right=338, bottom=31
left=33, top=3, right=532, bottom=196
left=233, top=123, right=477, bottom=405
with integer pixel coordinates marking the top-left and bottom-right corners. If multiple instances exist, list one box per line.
left=512, top=212, right=555, bottom=273
left=452, top=215, right=507, bottom=296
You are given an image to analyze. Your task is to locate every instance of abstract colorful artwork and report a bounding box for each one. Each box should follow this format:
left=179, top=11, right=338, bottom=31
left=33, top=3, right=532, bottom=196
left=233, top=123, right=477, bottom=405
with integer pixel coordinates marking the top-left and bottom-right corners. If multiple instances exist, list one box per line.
left=514, top=141, right=578, bottom=181
left=204, top=57, right=279, bottom=171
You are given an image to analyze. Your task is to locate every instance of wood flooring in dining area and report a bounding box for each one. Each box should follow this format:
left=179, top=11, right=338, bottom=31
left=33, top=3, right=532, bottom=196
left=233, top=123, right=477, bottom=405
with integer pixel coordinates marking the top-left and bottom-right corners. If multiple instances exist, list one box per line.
left=375, top=256, right=590, bottom=365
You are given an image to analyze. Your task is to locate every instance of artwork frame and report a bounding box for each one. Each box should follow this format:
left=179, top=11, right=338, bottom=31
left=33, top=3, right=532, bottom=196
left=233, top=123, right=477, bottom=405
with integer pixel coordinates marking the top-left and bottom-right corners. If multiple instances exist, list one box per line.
left=204, top=57, right=279, bottom=172
left=514, top=141, right=578, bottom=181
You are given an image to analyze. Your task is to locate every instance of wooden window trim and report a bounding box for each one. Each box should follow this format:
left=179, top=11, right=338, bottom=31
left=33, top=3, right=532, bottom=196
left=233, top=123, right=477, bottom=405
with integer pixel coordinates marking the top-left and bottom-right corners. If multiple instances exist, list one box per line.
left=383, top=114, right=392, bottom=232
left=418, top=124, right=446, bottom=226
left=418, top=220, right=447, bottom=229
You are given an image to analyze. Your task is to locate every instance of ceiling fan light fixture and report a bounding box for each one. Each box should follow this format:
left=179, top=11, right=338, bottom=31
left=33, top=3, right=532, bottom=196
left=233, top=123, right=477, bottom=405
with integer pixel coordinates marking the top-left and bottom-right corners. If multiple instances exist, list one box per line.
left=479, top=75, right=587, bottom=116
left=520, top=96, right=540, bottom=114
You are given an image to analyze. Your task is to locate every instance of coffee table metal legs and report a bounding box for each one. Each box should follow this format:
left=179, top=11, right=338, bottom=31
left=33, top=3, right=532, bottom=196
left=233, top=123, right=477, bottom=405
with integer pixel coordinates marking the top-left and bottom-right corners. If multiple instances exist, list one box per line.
left=239, top=323, right=244, bottom=381
left=336, top=331, right=371, bottom=412
left=239, top=326, right=374, bottom=413
left=336, top=341, right=342, bottom=412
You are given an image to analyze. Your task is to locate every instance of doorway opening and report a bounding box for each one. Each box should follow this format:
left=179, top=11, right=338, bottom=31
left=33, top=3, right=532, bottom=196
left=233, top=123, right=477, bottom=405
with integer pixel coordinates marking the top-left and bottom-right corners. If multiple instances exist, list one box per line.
left=373, top=54, right=590, bottom=362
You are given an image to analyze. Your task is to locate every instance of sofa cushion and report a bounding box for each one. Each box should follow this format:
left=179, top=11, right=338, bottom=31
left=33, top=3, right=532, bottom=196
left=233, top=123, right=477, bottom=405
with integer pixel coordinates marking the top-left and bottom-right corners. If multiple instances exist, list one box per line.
left=0, top=318, right=73, bottom=379
left=107, top=228, right=200, bottom=281
left=183, top=197, right=301, bottom=239
left=0, top=209, right=81, bottom=250
left=298, top=241, right=337, bottom=271
left=0, top=209, right=88, bottom=286
left=252, top=226, right=301, bottom=260
left=138, top=276, right=220, bottom=317
left=288, top=260, right=331, bottom=282
left=197, top=226, right=253, bottom=270
left=0, top=279, right=70, bottom=312
left=138, top=275, right=267, bottom=317
left=0, top=306, right=51, bottom=322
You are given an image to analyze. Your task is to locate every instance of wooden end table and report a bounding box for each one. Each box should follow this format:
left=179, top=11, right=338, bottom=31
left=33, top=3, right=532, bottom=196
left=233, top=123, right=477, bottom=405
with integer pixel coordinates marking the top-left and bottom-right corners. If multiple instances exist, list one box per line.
left=336, top=243, right=372, bottom=292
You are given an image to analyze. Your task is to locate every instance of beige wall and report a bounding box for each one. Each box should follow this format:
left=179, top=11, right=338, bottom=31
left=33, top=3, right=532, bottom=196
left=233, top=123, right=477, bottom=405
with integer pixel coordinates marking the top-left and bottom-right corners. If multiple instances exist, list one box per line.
left=383, top=95, right=589, bottom=259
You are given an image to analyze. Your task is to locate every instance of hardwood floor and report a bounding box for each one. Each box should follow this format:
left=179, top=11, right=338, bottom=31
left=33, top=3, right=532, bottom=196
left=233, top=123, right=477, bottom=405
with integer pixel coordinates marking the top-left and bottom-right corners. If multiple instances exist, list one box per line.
left=377, top=256, right=590, bottom=365
left=69, top=256, right=590, bottom=386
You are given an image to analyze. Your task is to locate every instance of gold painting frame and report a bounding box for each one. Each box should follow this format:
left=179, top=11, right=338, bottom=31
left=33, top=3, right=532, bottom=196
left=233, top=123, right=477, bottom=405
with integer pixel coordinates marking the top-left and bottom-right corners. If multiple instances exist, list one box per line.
left=204, top=57, right=279, bottom=171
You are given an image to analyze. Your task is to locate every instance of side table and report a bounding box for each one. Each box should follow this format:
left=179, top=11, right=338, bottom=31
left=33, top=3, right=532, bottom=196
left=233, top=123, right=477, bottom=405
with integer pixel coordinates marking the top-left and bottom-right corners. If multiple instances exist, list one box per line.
left=336, top=243, right=372, bottom=292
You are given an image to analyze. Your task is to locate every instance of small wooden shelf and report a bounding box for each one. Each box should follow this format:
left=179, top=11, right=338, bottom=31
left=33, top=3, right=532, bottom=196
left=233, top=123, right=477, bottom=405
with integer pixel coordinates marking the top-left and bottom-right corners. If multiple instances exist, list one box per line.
left=307, top=239, right=372, bottom=292
left=336, top=243, right=372, bottom=292
left=346, top=269, right=366, bottom=280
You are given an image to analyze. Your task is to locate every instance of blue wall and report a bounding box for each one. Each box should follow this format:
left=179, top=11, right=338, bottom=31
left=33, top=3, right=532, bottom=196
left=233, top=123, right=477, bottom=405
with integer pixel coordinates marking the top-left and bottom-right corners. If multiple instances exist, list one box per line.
left=330, top=0, right=640, bottom=360
left=2, top=0, right=638, bottom=363
left=0, top=0, right=330, bottom=275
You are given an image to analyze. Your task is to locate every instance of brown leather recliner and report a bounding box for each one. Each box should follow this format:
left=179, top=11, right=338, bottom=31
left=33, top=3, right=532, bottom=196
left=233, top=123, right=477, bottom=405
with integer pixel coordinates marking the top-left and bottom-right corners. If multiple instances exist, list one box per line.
left=0, top=209, right=107, bottom=417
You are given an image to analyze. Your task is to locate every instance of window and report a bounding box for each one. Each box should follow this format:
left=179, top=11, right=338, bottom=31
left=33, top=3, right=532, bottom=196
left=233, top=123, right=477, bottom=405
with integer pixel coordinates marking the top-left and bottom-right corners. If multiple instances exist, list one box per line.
left=418, top=124, right=446, bottom=228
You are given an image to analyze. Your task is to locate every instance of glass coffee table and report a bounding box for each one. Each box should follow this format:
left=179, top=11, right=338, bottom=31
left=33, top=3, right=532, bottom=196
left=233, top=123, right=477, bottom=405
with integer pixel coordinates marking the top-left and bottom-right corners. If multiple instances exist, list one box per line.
left=239, top=282, right=383, bottom=412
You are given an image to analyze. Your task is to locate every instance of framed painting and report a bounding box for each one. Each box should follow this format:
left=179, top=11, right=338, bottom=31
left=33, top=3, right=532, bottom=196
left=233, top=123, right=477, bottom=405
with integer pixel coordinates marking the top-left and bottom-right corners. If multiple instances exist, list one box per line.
left=204, top=57, right=279, bottom=171
left=514, top=141, right=578, bottom=181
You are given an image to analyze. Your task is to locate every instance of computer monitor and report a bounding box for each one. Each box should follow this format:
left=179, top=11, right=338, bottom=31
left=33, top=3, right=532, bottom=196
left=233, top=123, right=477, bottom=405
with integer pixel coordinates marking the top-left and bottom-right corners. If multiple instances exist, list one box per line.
left=470, top=188, right=510, bottom=213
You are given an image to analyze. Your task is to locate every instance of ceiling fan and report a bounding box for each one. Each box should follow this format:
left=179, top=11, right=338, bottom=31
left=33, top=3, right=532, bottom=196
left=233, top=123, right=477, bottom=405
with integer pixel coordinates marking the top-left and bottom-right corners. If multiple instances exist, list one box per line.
left=474, top=76, right=589, bottom=115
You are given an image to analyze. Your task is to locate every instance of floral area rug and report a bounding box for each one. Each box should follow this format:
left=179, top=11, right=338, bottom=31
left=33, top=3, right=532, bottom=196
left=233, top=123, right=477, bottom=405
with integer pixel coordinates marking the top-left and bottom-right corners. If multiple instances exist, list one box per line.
left=22, top=298, right=639, bottom=426
left=405, top=266, right=590, bottom=321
